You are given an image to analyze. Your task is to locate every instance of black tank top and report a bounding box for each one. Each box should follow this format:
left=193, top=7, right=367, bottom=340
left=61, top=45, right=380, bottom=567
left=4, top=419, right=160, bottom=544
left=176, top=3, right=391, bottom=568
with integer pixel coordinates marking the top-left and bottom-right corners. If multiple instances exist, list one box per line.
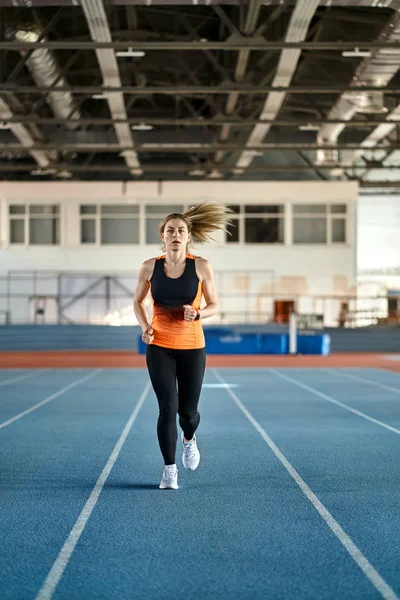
left=150, top=256, right=200, bottom=308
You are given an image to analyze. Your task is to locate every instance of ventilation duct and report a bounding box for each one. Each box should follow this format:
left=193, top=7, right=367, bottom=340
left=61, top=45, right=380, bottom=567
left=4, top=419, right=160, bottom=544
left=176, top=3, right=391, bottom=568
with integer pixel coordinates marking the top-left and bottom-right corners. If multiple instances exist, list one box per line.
left=7, top=24, right=80, bottom=130
left=317, top=11, right=400, bottom=167
left=0, top=97, right=50, bottom=167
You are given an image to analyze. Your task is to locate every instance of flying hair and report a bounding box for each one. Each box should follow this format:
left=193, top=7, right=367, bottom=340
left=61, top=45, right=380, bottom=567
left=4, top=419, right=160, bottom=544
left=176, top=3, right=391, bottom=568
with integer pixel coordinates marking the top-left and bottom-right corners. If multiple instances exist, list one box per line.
left=159, top=201, right=233, bottom=243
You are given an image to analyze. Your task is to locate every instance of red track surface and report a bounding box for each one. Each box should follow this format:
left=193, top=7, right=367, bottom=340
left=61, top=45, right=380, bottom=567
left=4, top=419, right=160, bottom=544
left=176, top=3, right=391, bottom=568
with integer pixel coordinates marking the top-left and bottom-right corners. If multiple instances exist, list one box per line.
left=0, top=351, right=399, bottom=372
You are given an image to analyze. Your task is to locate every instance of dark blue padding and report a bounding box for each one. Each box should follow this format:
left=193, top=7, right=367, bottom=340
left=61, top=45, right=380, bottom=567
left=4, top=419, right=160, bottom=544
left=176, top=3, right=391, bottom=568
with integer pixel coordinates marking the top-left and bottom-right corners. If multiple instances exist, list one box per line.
left=205, top=333, right=261, bottom=354
left=296, top=333, right=331, bottom=355
left=260, top=334, right=288, bottom=354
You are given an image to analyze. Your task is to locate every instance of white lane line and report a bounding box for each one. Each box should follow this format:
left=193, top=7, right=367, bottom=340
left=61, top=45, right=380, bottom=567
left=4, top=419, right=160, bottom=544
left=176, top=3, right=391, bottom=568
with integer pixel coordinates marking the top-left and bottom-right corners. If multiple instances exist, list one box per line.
left=0, top=369, right=48, bottom=389
left=331, top=370, right=400, bottom=395
left=0, top=370, right=102, bottom=431
left=202, top=383, right=238, bottom=388
left=35, top=380, right=151, bottom=600
left=270, top=369, right=400, bottom=437
left=213, top=369, right=399, bottom=600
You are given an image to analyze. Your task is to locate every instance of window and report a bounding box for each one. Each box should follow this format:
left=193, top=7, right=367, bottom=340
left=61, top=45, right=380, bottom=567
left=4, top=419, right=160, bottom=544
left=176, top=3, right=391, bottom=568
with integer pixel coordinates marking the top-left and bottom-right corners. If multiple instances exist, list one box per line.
left=293, top=203, right=347, bottom=244
left=80, top=204, right=139, bottom=244
left=226, top=204, right=284, bottom=244
left=145, top=204, right=184, bottom=244
left=9, top=205, right=26, bottom=244
left=9, top=204, right=60, bottom=245
left=329, top=204, right=346, bottom=243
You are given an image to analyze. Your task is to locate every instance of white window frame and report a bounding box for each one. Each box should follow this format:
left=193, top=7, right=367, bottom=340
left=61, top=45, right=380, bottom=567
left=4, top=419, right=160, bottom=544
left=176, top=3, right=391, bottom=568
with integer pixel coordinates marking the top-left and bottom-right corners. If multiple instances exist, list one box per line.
left=225, top=204, right=286, bottom=245
left=79, top=203, right=141, bottom=246
left=291, top=203, right=348, bottom=246
left=8, top=202, right=61, bottom=247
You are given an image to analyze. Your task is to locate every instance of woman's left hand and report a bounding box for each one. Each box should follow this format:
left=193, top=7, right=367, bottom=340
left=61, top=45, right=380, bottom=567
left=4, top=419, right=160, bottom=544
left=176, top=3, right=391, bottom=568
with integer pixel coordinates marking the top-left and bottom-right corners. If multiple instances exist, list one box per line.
left=183, top=304, right=198, bottom=321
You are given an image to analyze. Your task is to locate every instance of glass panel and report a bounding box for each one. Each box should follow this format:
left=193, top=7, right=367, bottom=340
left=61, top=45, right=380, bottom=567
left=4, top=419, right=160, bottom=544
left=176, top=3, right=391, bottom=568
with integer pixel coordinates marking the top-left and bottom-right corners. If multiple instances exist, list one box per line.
left=293, top=204, right=327, bottom=215
left=330, top=204, right=347, bottom=214
left=101, top=205, right=138, bottom=215
left=332, top=218, right=346, bottom=243
left=29, top=204, right=60, bottom=215
left=227, top=205, right=241, bottom=214
left=80, top=205, right=97, bottom=215
left=245, top=218, right=284, bottom=244
left=145, top=205, right=184, bottom=215
left=81, top=219, right=96, bottom=244
left=10, top=219, right=25, bottom=243
left=146, top=219, right=162, bottom=244
left=226, top=219, right=239, bottom=243
left=101, top=218, right=139, bottom=244
left=29, top=218, right=60, bottom=244
left=244, top=205, right=284, bottom=214
left=293, top=217, right=327, bottom=244
left=9, top=205, right=26, bottom=215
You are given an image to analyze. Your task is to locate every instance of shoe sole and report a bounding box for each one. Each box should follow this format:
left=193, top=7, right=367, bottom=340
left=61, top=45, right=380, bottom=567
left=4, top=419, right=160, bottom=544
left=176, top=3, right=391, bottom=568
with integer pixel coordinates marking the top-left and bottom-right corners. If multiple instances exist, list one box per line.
left=159, top=483, right=179, bottom=490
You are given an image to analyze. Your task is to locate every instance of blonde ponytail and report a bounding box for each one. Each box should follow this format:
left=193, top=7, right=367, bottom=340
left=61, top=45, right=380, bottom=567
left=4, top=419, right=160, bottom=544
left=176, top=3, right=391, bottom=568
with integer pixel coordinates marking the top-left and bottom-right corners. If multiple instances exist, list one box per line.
left=159, top=201, right=233, bottom=244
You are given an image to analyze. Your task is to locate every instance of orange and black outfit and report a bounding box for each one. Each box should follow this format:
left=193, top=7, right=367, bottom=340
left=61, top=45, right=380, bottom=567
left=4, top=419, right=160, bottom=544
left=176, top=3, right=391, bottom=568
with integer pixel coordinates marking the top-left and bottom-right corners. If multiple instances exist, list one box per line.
left=146, top=254, right=206, bottom=466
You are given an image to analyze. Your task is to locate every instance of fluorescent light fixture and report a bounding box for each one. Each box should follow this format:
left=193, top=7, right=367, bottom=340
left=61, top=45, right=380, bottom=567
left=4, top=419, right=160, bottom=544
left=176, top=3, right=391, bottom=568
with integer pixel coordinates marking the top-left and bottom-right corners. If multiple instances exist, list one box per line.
left=57, top=170, right=73, bottom=179
left=299, top=123, right=320, bottom=131
left=342, top=48, right=371, bottom=58
left=232, top=168, right=245, bottom=175
left=207, top=169, right=223, bottom=179
left=92, top=94, right=107, bottom=100
left=30, top=168, right=57, bottom=176
left=188, top=169, right=205, bottom=176
left=116, top=47, right=145, bottom=58
left=131, top=123, right=154, bottom=131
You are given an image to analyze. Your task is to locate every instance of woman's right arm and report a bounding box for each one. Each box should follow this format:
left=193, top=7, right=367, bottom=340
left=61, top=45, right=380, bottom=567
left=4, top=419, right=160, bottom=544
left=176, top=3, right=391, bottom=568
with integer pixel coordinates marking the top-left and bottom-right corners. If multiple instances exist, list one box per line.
left=133, top=260, right=155, bottom=342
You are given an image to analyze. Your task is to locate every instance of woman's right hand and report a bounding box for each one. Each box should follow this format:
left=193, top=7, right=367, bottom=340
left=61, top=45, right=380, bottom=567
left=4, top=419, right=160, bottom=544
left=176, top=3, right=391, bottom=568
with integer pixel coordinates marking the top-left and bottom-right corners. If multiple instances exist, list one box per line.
left=141, top=326, right=154, bottom=345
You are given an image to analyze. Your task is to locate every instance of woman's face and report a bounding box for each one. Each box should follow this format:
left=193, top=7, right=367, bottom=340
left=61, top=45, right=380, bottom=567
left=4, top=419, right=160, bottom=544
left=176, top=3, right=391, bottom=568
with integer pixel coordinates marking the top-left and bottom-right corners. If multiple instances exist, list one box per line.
left=161, top=218, right=191, bottom=252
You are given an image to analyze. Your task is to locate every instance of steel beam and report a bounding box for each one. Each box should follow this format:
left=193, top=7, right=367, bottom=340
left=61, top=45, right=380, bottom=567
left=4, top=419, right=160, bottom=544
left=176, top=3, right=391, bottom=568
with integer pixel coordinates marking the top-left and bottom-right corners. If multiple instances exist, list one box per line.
left=0, top=143, right=398, bottom=152
left=0, top=117, right=393, bottom=127
left=0, top=164, right=398, bottom=172
left=2, top=41, right=400, bottom=51
left=2, top=84, right=400, bottom=94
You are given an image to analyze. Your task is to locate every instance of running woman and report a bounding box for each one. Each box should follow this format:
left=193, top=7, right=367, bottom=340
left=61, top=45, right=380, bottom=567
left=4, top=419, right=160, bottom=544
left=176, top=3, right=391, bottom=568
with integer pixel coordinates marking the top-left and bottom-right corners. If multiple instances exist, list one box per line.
left=133, top=201, right=232, bottom=490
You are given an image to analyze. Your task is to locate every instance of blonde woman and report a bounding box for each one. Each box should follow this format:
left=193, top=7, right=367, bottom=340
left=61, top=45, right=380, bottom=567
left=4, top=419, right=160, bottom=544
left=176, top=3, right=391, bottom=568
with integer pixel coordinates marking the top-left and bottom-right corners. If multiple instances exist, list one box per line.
left=134, top=202, right=232, bottom=490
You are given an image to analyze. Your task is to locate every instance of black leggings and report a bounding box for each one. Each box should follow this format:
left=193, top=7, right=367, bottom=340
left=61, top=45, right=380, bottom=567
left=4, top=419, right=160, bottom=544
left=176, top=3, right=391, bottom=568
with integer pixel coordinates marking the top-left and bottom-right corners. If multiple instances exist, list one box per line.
left=146, top=344, right=206, bottom=465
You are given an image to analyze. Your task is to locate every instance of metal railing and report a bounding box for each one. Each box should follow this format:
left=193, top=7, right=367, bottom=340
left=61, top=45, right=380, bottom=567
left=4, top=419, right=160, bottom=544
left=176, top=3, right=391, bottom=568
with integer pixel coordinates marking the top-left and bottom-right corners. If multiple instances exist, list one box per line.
left=0, top=269, right=397, bottom=328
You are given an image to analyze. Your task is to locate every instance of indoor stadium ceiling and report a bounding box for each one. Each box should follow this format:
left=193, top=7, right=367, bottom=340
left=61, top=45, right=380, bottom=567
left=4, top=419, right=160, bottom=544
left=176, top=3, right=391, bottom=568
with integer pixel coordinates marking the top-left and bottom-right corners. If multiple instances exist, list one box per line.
left=0, top=0, right=400, bottom=186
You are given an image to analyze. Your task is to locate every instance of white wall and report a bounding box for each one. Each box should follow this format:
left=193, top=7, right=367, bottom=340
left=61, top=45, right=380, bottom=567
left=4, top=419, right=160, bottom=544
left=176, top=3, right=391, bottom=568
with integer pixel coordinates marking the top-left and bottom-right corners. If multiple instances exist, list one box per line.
left=357, top=194, right=400, bottom=270
left=0, top=181, right=358, bottom=325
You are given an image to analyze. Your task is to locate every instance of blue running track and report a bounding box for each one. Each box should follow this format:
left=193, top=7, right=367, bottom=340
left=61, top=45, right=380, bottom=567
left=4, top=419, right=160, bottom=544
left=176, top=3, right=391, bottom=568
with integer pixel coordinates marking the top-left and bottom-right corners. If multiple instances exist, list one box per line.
left=0, top=367, right=400, bottom=600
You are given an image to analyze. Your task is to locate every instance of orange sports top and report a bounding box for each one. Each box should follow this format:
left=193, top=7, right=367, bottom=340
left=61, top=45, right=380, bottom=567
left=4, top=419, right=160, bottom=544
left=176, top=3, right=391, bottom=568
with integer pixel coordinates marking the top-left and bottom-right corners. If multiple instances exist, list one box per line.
left=149, top=254, right=205, bottom=350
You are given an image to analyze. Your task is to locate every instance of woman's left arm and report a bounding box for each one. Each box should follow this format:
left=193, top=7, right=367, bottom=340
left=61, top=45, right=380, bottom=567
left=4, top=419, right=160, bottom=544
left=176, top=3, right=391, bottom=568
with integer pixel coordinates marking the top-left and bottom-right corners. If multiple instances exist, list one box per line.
left=183, top=258, right=219, bottom=321
left=197, top=258, right=219, bottom=319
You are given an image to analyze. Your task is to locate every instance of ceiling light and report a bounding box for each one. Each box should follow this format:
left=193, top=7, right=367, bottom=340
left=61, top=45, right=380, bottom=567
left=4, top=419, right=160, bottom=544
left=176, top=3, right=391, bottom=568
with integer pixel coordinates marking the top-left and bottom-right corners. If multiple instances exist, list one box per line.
left=207, top=169, right=223, bottom=179
left=188, top=169, right=205, bottom=176
left=57, top=170, right=73, bottom=179
left=30, top=168, right=57, bottom=176
left=116, top=48, right=145, bottom=58
left=92, top=94, right=107, bottom=100
left=299, top=123, right=320, bottom=131
left=232, top=168, right=245, bottom=175
left=342, top=48, right=371, bottom=58
left=131, top=123, right=154, bottom=131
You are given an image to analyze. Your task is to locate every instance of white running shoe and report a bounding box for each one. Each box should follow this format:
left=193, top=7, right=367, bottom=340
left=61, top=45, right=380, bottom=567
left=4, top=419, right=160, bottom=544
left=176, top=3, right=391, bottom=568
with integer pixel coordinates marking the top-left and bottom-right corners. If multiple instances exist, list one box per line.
left=181, top=432, right=200, bottom=471
left=159, top=464, right=179, bottom=490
